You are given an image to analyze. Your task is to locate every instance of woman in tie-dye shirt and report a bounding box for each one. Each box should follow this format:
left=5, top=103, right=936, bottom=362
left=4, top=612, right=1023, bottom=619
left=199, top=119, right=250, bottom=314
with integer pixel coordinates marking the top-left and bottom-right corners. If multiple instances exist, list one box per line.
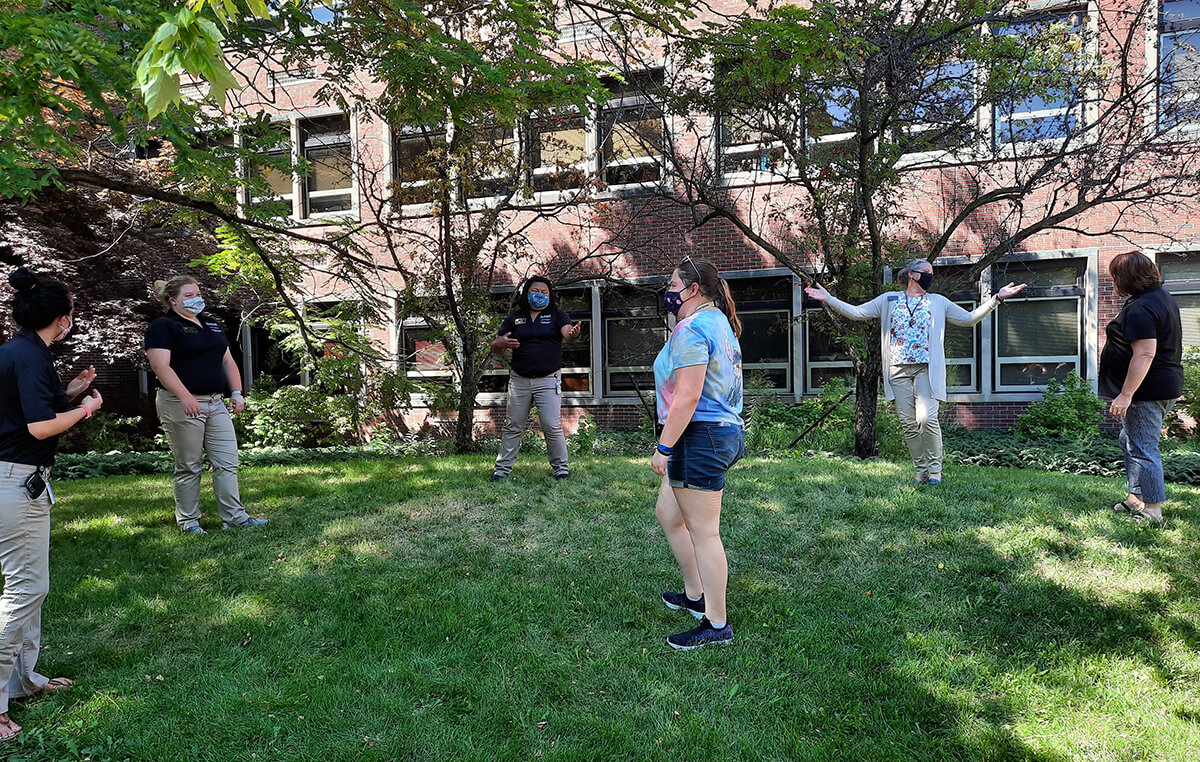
left=651, top=257, right=744, bottom=651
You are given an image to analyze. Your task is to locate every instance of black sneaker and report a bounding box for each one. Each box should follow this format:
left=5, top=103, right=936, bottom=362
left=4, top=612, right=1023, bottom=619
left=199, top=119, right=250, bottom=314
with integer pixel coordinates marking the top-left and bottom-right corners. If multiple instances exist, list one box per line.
left=661, top=591, right=705, bottom=620
left=488, top=473, right=506, bottom=483
left=554, top=472, right=570, bottom=480
left=667, top=617, right=734, bottom=651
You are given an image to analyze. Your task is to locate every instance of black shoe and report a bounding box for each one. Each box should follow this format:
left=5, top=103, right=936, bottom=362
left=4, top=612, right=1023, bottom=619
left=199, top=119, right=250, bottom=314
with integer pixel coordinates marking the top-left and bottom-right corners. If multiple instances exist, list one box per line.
left=667, top=617, right=734, bottom=651
left=554, top=472, right=570, bottom=480
left=488, top=473, right=506, bottom=483
left=661, top=591, right=705, bottom=619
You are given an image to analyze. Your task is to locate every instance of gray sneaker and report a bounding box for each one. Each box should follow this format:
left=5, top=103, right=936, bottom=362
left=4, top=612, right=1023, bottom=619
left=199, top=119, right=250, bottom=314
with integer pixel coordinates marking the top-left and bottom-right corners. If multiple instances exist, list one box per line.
left=181, top=525, right=208, bottom=536
left=222, top=517, right=269, bottom=530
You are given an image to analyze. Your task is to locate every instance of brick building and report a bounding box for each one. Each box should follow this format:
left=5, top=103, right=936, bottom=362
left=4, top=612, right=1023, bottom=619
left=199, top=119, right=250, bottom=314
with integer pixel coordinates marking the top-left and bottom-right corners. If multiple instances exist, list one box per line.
left=209, top=1, right=1200, bottom=436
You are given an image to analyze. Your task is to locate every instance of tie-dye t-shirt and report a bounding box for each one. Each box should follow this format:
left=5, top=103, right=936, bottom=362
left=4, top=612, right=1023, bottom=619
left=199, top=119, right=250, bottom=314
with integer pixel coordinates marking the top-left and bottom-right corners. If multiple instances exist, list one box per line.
left=653, top=305, right=744, bottom=426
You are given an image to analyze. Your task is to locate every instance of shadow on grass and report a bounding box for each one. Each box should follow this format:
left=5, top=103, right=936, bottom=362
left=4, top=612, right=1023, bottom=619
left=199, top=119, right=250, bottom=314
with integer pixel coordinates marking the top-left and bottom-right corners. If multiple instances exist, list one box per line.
left=13, top=455, right=1197, bottom=760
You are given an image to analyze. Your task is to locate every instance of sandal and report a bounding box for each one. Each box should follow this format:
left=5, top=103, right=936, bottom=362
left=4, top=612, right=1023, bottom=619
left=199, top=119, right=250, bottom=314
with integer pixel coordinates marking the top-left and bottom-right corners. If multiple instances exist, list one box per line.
left=1112, top=500, right=1141, bottom=514
left=1130, top=510, right=1164, bottom=526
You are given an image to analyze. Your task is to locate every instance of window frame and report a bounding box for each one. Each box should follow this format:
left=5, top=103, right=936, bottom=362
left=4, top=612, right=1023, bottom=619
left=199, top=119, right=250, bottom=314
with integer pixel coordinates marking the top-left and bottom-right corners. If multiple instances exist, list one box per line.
left=601, top=281, right=668, bottom=397
left=597, top=68, right=668, bottom=193
left=990, top=258, right=1087, bottom=392
left=299, top=114, right=355, bottom=218
left=1155, top=0, right=1200, bottom=132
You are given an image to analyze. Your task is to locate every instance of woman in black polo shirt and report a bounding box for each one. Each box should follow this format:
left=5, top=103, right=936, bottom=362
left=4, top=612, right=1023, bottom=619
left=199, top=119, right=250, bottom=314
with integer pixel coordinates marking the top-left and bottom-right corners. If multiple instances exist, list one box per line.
left=489, top=276, right=581, bottom=481
left=0, top=267, right=102, bottom=742
left=1100, top=251, right=1185, bottom=525
left=146, top=275, right=267, bottom=535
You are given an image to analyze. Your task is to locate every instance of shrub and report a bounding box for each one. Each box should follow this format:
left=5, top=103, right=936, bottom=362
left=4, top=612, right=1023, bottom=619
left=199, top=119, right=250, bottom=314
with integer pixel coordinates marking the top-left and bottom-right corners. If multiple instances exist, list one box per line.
left=242, top=385, right=335, bottom=449
left=1167, top=349, right=1199, bottom=440
left=1016, top=371, right=1106, bottom=438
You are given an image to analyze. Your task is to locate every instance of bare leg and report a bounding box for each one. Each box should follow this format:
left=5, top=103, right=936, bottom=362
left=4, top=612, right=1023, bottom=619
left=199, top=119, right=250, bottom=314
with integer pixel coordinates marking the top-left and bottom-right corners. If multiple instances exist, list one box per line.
left=673, top=486, right=728, bottom=625
left=655, top=477, right=702, bottom=598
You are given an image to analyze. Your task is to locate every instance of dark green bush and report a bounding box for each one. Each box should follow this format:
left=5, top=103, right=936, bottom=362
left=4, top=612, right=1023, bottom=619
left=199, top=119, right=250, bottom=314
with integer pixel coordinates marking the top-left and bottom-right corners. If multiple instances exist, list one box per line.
left=1167, top=350, right=1199, bottom=441
left=1015, top=371, right=1106, bottom=438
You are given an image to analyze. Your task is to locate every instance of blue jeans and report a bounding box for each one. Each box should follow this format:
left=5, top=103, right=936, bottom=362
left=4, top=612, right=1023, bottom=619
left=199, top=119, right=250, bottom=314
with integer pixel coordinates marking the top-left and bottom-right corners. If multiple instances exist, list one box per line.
left=1119, top=399, right=1174, bottom=504
left=667, top=421, right=745, bottom=492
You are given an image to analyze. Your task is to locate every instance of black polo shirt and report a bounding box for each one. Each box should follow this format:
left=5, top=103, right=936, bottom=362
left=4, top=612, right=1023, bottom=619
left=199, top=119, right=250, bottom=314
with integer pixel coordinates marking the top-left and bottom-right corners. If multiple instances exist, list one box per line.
left=498, top=308, right=570, bottom=378
left=145, top=311, right=231, bottom=395
left=0, top=331, right=69, bottom=466
left=1099, top=286, right=1185, bottom=401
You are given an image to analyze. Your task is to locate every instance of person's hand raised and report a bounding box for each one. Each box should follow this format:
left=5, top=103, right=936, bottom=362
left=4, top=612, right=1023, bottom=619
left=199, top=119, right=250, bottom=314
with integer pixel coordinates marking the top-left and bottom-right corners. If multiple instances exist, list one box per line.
left=997, top=282, right=1027, bottom=301
left=804, top=283, right=830, bottom=302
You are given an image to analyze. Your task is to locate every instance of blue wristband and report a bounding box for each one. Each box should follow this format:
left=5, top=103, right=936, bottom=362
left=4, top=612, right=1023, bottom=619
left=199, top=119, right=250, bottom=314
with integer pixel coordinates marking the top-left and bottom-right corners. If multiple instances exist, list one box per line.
left=656, top=443, right=673, bottom=456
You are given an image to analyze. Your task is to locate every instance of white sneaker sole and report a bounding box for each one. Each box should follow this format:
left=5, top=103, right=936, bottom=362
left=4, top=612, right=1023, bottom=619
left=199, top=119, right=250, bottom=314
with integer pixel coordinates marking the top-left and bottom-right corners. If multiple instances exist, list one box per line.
left=666, top=635, right=733, bottom=651
left=662, top=599, right=705, bottom=620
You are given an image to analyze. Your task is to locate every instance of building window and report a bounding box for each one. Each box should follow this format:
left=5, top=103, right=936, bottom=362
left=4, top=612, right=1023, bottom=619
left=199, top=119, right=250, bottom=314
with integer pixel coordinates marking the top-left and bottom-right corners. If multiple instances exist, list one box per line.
left=728, top=276, right=792, bottom=391
left=393, top=127, right=447, bottom=206
left=602, top=284, right=667, bottom=396
left=246, top=122, right=294, bottom=219
left=803, top=307, right=854, bottom=393
left=529, top=114, right=588, bottom=192
left=807, top=89, right=858, bottom=163
left=599, top=70, right=665, bottom=187
left=715, top=62, right=786, bottom=175
left=907, top=61, right=977, bottom=151
left=931, top=265, right=981, bottom=392
left=1160, top=0, right=1200, bottom=128
left=993, top=11, right=1083, bottom=145
left=464, top=125, right=519, bottom=200
left=300, top=115, right=353, bottom=215
left=992, top=259, right=1086, bottom=389
left=1159, top=251, right=1200, bottom=349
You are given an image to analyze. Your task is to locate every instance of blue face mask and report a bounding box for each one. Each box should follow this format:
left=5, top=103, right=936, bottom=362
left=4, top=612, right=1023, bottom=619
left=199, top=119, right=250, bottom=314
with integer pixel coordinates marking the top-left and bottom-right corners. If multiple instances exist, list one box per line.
left=527, top=291, right=550, bottom=310
left=180, top=296, right=206, bottom=315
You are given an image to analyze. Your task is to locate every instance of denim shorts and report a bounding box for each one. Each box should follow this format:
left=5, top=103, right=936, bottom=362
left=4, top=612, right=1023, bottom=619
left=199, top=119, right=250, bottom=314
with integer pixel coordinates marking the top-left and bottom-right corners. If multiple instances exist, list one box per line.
left=667, top=421, right=745, bottom=492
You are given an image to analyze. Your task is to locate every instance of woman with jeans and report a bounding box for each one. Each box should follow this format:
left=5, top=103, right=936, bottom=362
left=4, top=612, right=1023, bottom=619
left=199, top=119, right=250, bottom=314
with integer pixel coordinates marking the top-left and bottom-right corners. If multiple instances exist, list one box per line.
left=653, top=257, right=745, bottom=651
left=489, top=276, right=582, bottom=482
left=1101, top=251, right=1184, bottom=525
left=806, top=260, right=1026, bottom=484
left=0, top=268, right=103, bottom=742
left=146, top=275, right=268, bottom=535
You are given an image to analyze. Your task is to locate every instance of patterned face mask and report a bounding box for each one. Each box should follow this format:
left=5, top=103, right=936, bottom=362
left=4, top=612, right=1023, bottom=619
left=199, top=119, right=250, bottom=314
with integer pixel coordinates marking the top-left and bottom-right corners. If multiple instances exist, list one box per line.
left=527, top=291, right=550, bottom=309
left=180, top=296, right=206, bottom=314
left=663, top=289, right=685, bottom=316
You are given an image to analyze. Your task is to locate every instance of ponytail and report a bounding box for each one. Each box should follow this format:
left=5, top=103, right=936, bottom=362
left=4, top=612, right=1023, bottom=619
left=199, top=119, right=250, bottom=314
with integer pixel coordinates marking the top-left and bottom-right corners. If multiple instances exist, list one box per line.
left=715, top=277, right=742, bottom=338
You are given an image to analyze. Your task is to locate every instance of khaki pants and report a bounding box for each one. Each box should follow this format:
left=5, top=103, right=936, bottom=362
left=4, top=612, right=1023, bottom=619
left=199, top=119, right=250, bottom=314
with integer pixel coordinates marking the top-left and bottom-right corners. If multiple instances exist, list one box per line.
left=889, top=364, right=943, bottom=478
left=0, top=461, right=52, bottom=714
left=156, top=391, right=249, bottom=529
left=494, top=372, right=569, bottom=477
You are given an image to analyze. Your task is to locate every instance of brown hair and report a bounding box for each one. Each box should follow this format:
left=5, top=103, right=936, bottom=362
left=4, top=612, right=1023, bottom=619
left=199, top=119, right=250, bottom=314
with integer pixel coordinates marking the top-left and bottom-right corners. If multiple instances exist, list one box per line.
left=154, top=275, right=199, bottom=309
left=1109, top=252, right=1161, bottom=297
left=676, top=256, right=742, bottom=337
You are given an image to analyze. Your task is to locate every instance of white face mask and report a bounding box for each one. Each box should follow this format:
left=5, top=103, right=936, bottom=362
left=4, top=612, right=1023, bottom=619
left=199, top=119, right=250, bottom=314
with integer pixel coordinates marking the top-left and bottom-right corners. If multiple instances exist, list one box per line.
left=56, top=315, right=73, bottom=341
left=178, top=296, right=205, bottom=315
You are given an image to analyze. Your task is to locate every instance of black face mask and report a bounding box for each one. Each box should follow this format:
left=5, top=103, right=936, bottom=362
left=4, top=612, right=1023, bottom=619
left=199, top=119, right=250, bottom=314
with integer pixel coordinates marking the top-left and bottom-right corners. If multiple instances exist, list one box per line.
left=913, top=271, right=934, bottom=290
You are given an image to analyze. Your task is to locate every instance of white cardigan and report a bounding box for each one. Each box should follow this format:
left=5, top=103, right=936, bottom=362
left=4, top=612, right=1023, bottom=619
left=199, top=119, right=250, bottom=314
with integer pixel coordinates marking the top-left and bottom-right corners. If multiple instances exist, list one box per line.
left=823, top=291, right=1001, bottom=402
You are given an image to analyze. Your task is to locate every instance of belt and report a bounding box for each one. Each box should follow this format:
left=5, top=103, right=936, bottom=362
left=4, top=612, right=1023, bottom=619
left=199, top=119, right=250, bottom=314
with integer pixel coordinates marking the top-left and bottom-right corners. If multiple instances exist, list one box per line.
left=0, top=460, right=51, bottom=478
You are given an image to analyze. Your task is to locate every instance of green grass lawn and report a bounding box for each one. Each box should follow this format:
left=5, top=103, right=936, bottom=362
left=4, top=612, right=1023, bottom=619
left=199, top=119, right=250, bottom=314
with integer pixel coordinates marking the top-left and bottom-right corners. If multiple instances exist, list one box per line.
left=6, top=454, right=1199, bottom=761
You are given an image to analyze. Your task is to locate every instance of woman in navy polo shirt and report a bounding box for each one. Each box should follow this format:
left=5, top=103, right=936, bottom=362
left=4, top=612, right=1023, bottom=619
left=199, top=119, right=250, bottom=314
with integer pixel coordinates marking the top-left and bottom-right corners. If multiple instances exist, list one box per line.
left=146, top=275, right=268, bottom=535
left=0, top=267, right=102, bottom=742
left=489, top=276, right=582, bottom=481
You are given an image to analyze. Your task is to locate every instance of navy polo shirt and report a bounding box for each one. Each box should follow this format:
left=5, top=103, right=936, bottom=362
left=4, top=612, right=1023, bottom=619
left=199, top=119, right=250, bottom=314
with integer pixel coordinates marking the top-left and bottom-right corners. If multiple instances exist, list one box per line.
left=498, top=308, right=570, bottom=378
left=145, top=311, right=231, bottom=395
left=1099, top=286, right=1185, bottom=401
left=0, top=330, right=69, bottom=466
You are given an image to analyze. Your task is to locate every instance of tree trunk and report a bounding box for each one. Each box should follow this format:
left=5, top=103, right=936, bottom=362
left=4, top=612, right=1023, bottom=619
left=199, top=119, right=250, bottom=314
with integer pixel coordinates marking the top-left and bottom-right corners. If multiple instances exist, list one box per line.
left=453, top=347, right=482, bottom=454
left=852, top=338, right=882, bottom=458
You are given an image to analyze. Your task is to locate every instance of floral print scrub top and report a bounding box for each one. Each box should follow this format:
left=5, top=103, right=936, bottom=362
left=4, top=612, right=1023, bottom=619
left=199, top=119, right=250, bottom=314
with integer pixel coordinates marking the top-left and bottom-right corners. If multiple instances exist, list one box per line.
left=889, top=295, right=932, bottom=365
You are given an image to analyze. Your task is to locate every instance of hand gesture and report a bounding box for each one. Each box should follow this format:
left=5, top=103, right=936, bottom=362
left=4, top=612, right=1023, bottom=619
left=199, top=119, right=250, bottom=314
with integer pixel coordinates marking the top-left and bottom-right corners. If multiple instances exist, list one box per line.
left=497, top=332, right=520, bottom=350
left=565, top=322, right=583, bottom=340
left=81, top=389, right=103, bottom=415
left=997, top=282, right=1027, bottom=301
left=229, top=394, right=246, bottom=416
left=66, top=365, right=96, bottom=399
left=181, top=392, right=203, bottom=417
left=804, top=283, right=830, bottom=302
